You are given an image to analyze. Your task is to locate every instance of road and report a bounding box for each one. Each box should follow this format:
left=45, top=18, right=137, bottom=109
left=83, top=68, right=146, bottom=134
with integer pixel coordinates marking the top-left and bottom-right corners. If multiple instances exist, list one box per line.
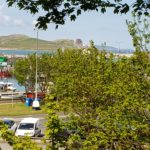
left=0, top=114, right=47, bottom=134
left=0, top=114, right=47, bottom=150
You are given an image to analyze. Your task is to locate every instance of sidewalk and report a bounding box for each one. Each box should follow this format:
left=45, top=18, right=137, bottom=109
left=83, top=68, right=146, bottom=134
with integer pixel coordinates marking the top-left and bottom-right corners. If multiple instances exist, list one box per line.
left=0, top=142, right=12, bottom=150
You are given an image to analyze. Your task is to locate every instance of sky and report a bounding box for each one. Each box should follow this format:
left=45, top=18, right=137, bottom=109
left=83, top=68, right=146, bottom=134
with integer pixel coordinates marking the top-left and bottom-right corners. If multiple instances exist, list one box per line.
left=0, top=1, right=134, bottom=49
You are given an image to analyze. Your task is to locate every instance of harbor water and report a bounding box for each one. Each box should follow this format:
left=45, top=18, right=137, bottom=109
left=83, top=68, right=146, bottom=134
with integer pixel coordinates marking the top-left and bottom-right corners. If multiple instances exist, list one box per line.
left=0, top=78, right=25, bottom=91
left=0, top=49, right=52, bottom=91
left=0, top=49, right=53, bottom=56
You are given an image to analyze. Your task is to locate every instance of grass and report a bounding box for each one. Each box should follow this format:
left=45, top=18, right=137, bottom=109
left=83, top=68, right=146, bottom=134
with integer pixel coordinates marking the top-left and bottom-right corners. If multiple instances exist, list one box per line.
left=0, top=103, right=46, bottom=116
left=0, top=34, right=75, bottom=50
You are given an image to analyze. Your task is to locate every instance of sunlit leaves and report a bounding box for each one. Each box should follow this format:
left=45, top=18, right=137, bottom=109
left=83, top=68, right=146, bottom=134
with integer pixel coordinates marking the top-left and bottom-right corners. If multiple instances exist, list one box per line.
left=0, top=121, right=42, bottom=150
left=126, top=13, right=150, bottom=52
left=8, top=45, right=150, bottom=148
left=6, top=0, right=150, bottom=29
left=44, top=47, right=150, bottom=149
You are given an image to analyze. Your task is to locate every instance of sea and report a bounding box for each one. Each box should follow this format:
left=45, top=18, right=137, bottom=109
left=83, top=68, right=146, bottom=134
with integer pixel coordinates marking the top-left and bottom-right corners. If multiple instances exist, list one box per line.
left=0, top=49, right=53, bottom=56
left=0, top=49, right=53, bottom=91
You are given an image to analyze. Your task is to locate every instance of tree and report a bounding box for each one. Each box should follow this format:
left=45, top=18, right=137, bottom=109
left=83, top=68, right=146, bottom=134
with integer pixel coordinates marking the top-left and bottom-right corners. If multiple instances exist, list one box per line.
left=44, top=47, right=150, bottom=149
left=13, top=54, right=39, bottom=94
left=13, top=57, right=31, bottom=93
left=2, top=47, right=150, bottom=149
left=6, top=0, right=149, bottom=29
left=37, top=53, right=55, bottom=94
left=126, top=13, right=150, bottom=52
left=14, top=53, right=54, bottom=96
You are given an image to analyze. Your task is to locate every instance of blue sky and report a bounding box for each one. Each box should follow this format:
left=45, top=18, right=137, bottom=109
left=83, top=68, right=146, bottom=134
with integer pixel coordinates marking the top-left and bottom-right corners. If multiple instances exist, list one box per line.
left=0, top=1, right=134, bottom=49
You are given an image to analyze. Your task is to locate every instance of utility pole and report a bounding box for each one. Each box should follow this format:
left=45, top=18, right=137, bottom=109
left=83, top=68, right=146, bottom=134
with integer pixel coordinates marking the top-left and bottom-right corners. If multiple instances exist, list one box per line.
left=35, top=30, right=38, bottom=100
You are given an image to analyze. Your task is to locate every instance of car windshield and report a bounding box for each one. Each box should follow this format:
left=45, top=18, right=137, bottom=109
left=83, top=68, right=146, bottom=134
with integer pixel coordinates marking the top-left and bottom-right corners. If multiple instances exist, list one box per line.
left=18, top=123, right=34, bottom=130
left=3, top=120, right=14, bottom=129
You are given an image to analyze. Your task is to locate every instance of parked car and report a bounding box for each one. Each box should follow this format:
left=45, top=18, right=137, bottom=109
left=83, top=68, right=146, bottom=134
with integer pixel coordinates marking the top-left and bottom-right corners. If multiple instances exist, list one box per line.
left=3, top=119, right=17, bottom=132
left=15, top=117, right=41, bottom=137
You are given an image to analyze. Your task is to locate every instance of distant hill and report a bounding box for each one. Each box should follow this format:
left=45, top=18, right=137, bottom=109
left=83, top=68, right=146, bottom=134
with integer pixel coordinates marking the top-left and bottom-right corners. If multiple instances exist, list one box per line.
left=0, top=34, right=75, bottom=50
left=95, top=45, right=134, bottom=54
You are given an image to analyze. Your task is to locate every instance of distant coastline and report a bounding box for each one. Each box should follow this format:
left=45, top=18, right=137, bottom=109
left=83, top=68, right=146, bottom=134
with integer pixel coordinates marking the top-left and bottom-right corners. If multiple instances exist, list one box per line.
left=0, top=47, right=18, bottom=50
left=0, top=48, right=54, bottom=51
left=0, top=47, right=44, bottom=50
left=0, top=49, right=53, bottom=56
left=0, top=34, right=75, bottom=51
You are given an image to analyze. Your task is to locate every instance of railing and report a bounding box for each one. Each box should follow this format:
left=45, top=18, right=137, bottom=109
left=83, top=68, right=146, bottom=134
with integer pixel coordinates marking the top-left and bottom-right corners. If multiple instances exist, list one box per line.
left=0, top=99, right=22, bottom=104
left=0, top=91, right=25, bottom=104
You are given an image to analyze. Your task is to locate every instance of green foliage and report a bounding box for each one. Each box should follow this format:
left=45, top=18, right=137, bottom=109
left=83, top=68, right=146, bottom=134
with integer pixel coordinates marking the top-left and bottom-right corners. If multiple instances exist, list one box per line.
left=45, top=96, right=68, bottom=149
left=0, top=121, right=42, bottom=150
left=14, top=53, right=54, bottom=95
left=14, top=54, right=36, bottom=93
left=11, top=43, right=150, bottom=149
left=44, top=47, right=150, bottom=149
left=6, top=0, right=150, bottom=29
left=126, top=13, right=150, bottom=52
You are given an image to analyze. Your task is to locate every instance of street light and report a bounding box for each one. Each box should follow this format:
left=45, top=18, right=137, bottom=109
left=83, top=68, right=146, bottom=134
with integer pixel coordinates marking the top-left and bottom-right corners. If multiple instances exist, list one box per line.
left=11, top=62, right=14, bottom=108
left=11, top=88, right=14, bottom=108
left=35, top=29, right=38, bottom=100
left=32, top=28, right=40, bottom=110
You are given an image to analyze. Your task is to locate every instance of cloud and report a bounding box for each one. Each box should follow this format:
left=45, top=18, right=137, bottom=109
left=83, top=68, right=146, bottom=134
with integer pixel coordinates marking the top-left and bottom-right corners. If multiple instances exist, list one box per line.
left=32, top=19, right=38, bottom=27
left=0, top=4, right=4, bottom=11
left=0, top=4, right=25, bottom=27
left=0, top=4, right=11, bottom=25
left=13, top=19, right=24, bottom=26
left=0, top=13, right=11, bottom=25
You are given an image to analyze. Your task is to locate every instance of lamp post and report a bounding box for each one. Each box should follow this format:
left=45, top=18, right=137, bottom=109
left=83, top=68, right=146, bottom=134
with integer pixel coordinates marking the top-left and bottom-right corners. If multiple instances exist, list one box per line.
left=35, top=29, right=38, bottom=100
left=11, top=88, right=14, bottom=108
left=32, top=28, right=40, bottom=110
left=11, top=62, right=14, bottom=108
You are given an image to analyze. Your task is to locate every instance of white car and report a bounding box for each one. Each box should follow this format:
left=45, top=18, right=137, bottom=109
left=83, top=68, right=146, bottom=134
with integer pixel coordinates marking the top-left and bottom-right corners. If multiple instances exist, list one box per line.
left=15, top=117, right=41, bottom=137
left=3, top=119, right=17, bottom=132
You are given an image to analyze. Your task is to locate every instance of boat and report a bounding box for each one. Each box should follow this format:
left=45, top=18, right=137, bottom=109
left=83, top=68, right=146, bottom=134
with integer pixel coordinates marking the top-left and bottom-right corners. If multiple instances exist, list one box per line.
left=0, top=81, right=24, bottom=100
left=0, top=56, right=12, bottom=78
left=0, top=81, right=16, bottom=92
left=0, top=92, right=24, bottom=100
left=0, top=71, right=11, bottom=78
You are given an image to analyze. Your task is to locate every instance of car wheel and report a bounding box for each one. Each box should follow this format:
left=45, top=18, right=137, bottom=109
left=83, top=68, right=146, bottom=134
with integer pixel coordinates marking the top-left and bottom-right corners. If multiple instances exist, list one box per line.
left=38, top=130, right=41, bottom=137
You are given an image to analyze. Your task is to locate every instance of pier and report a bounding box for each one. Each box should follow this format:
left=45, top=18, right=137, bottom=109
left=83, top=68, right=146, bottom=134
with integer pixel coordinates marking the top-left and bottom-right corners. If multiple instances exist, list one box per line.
left=0, top=91, right=25, bottom=104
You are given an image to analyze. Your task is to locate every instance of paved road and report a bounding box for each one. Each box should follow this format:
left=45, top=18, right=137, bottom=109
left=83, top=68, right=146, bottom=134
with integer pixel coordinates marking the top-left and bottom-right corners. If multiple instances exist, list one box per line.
left=0, top=142, right=12, bottom=150
left=0, top=114, right=47, bottom=135
left=0, top=114, right=47, bottom=150
left=0, top=113, right=68, bottom=150
left=0, top=114, right=47, bottom=121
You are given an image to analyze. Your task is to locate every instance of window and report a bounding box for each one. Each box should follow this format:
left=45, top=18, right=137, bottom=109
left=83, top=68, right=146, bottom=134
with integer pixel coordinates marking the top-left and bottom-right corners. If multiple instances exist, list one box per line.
left=18, top=123, right=34, bottom=130
left=3, top=120, right=14, bottom=129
